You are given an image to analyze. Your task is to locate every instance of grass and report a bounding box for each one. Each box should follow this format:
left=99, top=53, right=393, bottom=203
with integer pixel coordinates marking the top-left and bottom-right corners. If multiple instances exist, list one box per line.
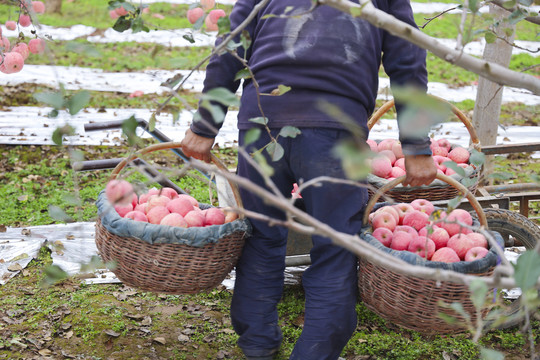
left=1, top=245, right=537, bottom=360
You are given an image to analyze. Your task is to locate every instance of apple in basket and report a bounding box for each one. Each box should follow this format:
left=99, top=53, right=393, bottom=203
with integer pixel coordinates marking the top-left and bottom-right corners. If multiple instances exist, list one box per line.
left=105, top=179, right=134, bottom=205
left=369, top=200, right=490, bottom=263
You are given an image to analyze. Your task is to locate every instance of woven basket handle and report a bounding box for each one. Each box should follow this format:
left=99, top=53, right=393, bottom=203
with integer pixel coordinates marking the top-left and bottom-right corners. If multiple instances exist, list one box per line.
left=362, top=173, right=487, bottom=227
left=108, top=141, right=244, bottom=213
left=368, top=96, right=482, bottom=151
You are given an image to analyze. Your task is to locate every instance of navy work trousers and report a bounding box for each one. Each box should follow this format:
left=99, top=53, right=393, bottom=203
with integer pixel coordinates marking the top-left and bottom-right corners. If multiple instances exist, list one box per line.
left=231, top=128, right=368, bottom=360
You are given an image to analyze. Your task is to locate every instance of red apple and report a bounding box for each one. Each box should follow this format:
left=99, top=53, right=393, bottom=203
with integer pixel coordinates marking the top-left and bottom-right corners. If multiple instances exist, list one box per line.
left=124, top=210, right=148, bottom=222
left=184, top=210, right=205, bottom=227
left=402, top=210, right=429, bottom=231
left=147, top=206, right=170, bottom=224
left=115, top=203, right=133, bottom=217
left=371, top=211, right=398, bottom=232
left=372, top=227, right=393, bottom=247
left=166, top=197, right=195, bottom=217
left=160, top=213, right=188, bottom=227
left=447, top=233, right=474, bottom=260
left=105, top=179, right=134, bottom=205
left=390, top=231, right=413, bottom=251
left=468, top=232, right=488, bottom=249
left=431, top=247, right=460, bottom=263
left=410, top=198, right=435, bottom=215
left=204, top=207, right=226, bottom=226
left=440, top=209, right=473, bottom=237
left=393, top=203, right=415, bottom=224
left=428, top=227, right=450, bottom=250
left=408, top=236, right=436, bottom=259
left=464, top=246, right=489, bottom=262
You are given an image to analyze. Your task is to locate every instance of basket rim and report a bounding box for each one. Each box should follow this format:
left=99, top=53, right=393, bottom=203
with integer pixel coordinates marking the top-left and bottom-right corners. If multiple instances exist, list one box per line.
left=96, top=190, right=252, bottom=247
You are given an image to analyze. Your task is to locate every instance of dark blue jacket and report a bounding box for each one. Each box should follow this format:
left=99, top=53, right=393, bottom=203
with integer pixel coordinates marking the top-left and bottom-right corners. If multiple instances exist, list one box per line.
left=192, top=0, right=431, bottom=155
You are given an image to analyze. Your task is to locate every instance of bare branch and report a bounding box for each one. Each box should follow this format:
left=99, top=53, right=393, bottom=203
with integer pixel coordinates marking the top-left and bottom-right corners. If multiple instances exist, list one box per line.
left=318, top=0, right=540, bottom=95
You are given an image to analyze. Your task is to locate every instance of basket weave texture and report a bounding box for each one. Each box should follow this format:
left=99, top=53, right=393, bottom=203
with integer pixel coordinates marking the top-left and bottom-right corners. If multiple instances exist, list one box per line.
left=95, top=191, right=251, bottom=294
left=358, top=212, right=504, bottom=335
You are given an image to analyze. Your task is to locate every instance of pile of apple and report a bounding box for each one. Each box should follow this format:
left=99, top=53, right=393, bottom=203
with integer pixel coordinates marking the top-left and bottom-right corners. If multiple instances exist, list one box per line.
left=105, top=180, right=238, bottom=228
left=367, top=138, right=473, bottom=180
left=1, top=1, right=47, bottom=74
left=368, top=198, right=489, bottom=263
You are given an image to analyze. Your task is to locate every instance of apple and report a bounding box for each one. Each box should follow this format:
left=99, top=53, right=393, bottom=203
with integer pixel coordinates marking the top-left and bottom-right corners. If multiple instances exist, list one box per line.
left=204, top=207, right=226, bottom=226
left=160, top=213, right=188, bottom=228
left=464, top=246, right=490, bottom=261
left=447, top=233, right=474, bottom=260
left=124, top=210, right=148, bottom=222
left=402, top=210, right=429, bottom=231
left=184, top=210, right=205, bottom=227
left=105, top=179, right=134, bottom=205
left=145, top=195, right=171, bottom=213
left=431, top=247, right=460, bottom=263
left=440, top=209, right=473, bottom=237
left=371, top=211, right=398, bottom=232
left=146, top=206, right=170, bottom=224
left=160, top=187, right=179, bottom=199
left=428, top=227, right=450, bottom=250
left=410, top=198, right=435, bottom=215
left=408, top=236, right=435, bottom=259
left=394, top=225, right=418, bottom=238
left=178, top=194, right=199, bottom=208
left=468, top=232, right=488, bottom=249
left=223, top=207, right=239, bottom=223
left=372, top=227, right=393, bottom=247
left=374, top=205, right=400, bottom=224
left=390, top=231, right=413, bottom=251
left=393, top=203, right=415, bottom=224
left=166, top=197, right=194, bottom=217
left=115, top=203, right=133, bottom=217
left=138, top=188, right=160, bottom=204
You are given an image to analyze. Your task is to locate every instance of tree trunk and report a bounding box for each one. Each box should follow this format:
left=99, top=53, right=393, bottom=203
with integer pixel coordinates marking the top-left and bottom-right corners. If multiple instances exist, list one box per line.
left=45, top=0, right=62, bottom=14
left=472, top=4, right=515, bottom=184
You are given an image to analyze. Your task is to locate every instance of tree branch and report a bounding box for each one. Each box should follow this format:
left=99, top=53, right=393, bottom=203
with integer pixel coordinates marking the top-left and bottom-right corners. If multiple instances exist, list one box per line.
left=318, top=0, right=540, bottom=95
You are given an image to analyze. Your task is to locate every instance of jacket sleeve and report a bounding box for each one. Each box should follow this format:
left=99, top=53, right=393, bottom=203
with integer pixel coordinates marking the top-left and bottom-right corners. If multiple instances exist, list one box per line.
left=381, top=0, right=432, bottom=156
left=190, top=0, right=259, bottom=138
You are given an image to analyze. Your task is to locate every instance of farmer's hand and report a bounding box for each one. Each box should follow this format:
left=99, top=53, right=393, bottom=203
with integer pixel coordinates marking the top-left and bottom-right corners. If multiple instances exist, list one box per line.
left=403, top=154, right=438, bottom=187
left=180, top=129, right=215, bottom=163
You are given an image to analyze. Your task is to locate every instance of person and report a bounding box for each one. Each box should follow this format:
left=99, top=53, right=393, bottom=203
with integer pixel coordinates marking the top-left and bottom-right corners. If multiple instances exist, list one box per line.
left=180, top=0, right=438, bottom=358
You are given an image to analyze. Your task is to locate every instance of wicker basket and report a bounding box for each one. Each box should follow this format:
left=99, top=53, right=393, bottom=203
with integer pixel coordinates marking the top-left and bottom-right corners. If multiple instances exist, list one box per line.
left=358, top=173, right=503, bottom=335
left=367, top=96, right=481, bottom=202
left=95, top=141, right=251, bottom=294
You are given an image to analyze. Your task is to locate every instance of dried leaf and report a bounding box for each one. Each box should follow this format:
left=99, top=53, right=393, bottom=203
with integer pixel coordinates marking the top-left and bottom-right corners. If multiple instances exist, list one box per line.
left=104, top=329, right=120, bottom=337
left=141, top=316, right=152, bottom=326
left=153, top=337, right=166, bottom=345
left=38, top=349, right=52, bottom=356
left=7, top=263, right=23, bottom=272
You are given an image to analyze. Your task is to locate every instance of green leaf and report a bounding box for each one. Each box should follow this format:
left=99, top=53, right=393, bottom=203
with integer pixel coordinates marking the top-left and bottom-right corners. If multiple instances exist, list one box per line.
left=122, top=115, right=141, bottom=146
left=33, top=91, right=65, bottom=109
left=469, top=279, right=488, bottom=309
left=234, top=68, right=252, bottom=81
left=461, top=177, right=478, bottom=188
left=485, top=31, right=497, bottom=44
left=447, top=196, right=461, bottom=210
left=513, top=250, right=540, bottom=291
left=437, top=312, right=458, bottom=325
left=200, top=100, right=226, bottom=124
left=279, top=126, right=301, bottom=138
left=266, top=141, right=285, bottom=162
left=488, top=172, right=514, bottom=180
left=149, top=113, right=156, bottom=132
left=252, top=151, right=274, bottom=177
left=443, top=161, right=466, bottom=177
left=249, top=117, right=269, bottom=125
left=66, top=91, right=90, bottom=115
left=48, top=205, right=74, bottom=222
left=183, top=33, right=196, bottom=44
left=42, top=265, right=69, bottom=286
left=217, top=16, right=231, bottom=35
left=243, top=128, right=261, bottom=146
left=52, top=125, right=75, bottom=146
left=272, top=84, right=291, bottom=96
left=469, top=149, right=485, bottom=167
left=241, top=30, right=252, bottom=50
left=131, top=15, right=149, bottom=33
left=469, top=0, right=479, bottom=13
left=113, top=17, right=132, bottom=33
left=480, top=348, right=504, bottom=360
left=331, top=141, right=371, bottom=180
left=202, top=87, right=240, bottom=107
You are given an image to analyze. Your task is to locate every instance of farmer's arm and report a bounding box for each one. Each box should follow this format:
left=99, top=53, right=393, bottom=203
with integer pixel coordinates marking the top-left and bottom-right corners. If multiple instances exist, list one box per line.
left=381, top=0, right=437, bottom=186
left=182, top=0, right=259, bottom=162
